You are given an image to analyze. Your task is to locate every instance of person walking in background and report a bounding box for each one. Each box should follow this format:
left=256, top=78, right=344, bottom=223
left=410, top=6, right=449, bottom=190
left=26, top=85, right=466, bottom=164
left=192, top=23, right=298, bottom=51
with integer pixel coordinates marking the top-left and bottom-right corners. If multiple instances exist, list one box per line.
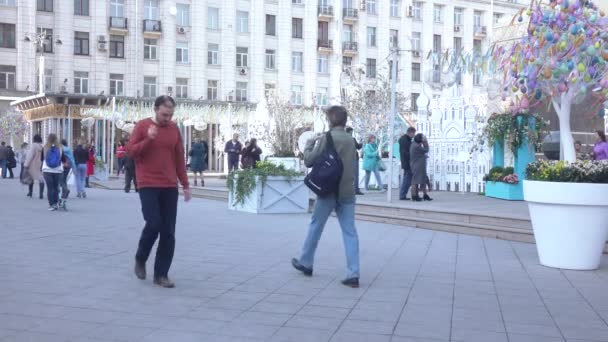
left=128, top=95, right=191, bottom=288
left=399, top=127, right=416, bottom=200
left=575, top=140, right=591, bottom=160
left=74, top=141, right=89, bottom=198
left=59, top=139, right=76, bottom=206
left=86, top=143, right=95, bottom=188
left=124, top=151, right=137, bottom=193
left=592, top=130, right=608, bottom=160
left=42, top=134, right=66, bottom=211
left=6, top=146, right=16, bottom=179
left=18, top=142, right=29, bottom=181
left=362, top=134, right=384, bottom=192
left=241, top=138, right=262, bottom=169
left=189, top=139, right=207, bottom=186
left=292, top=105, right=360, bottom=288
left=116, top=140, right=127, bottom=176
left=410, top=133, right=432, bottom=202
left=0, top=141, right=7, bottom=179
left=23, top=134, right=44, bottom=199
left=346, top=127, right=364, bottom=195
left=224, top=133, right=242, bottom=172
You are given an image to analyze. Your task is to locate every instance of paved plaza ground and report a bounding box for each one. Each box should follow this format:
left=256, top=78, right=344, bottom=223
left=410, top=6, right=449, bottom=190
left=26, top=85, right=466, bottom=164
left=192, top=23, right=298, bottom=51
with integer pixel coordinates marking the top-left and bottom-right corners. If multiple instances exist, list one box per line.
left=1, top=179, right=608, bottom=342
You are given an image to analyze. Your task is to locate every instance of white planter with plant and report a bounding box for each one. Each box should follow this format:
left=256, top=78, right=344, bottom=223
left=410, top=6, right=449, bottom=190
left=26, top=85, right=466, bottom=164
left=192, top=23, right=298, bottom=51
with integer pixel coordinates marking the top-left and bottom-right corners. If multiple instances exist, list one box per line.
left=93, top=159, right=108, bottom=182
left=227, top=162, right=308, bottom=214
left=266, top=157, right=301, bottom=172
left=524, top=160, right=608, bottom=270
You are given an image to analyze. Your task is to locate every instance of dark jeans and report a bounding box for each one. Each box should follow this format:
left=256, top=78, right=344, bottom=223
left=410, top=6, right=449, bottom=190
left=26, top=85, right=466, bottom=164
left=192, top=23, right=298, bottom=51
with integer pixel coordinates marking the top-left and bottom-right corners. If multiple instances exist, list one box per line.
left=125, top=167, right=137, bottom=192
left=43, top=172, right=62, bottom=206
left=60, top=168, right=71, bottom=199
left=354, top=158, right=360, bottom=192
left=136, top=188, right=179, bottom=278
left=7, top=167, right=13, bottom=178
left=117, top=158, right=125, bottom=176
left=227, top=156, right=239, bottom=172
left=400, top=168, right=412, bottom=199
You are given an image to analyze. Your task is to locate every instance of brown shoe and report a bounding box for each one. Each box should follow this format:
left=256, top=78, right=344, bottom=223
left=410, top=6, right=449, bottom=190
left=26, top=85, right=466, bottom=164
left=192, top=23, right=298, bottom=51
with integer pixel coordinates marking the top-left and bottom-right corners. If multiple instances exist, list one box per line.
left=153, top=276, right=175, bottom=288
left=134, top=260, right=146, bottom=280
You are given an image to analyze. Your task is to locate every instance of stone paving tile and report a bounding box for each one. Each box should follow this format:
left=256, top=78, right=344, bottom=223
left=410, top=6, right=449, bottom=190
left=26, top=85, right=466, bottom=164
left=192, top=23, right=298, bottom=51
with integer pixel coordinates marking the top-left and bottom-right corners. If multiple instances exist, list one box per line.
left=2, top=180, right=608, bottom=342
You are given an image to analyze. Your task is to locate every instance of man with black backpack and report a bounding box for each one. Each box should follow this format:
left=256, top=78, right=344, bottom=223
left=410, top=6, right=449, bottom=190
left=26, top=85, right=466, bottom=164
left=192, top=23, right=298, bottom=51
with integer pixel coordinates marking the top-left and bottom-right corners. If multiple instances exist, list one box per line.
left=292, top=106, right=360, bottom=288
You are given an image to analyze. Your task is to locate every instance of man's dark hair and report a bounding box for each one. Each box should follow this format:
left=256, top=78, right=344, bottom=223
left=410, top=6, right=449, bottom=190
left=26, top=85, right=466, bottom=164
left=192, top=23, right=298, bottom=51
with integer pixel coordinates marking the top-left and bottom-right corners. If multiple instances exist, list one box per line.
left=154, top=95, right=176, bottom=109
left=325, top=106, right=348, bottom=128
left=414, top=133, right=424, bottom=144
left=33, top=134, right=42, bottom=143
left=407, top=127, right=416, bottom=134
left=0, top=141, right=4, bottom=146
left=575, top=140, right=582, bottom=145
left=61, top=139, right=68, bottom=146
left=345, top=127, right=354, bottom=133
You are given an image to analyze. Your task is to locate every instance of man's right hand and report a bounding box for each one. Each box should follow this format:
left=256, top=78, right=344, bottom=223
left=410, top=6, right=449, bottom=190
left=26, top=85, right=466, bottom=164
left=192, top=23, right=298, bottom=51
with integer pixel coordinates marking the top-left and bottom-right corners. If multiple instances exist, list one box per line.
left=147, top=125, right=158, bottom=140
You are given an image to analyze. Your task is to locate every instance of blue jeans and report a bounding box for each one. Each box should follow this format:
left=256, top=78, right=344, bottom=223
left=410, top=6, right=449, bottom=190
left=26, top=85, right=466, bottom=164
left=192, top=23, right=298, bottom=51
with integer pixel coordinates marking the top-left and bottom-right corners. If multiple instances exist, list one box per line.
left=43, top=172, right=62, bottom=206
left=400, top=168, right=412, bottom=199
left=0, top=159, right=6, bottom=178
left=364, top=168, right=383, bottom=190
left=75, top=164, right=87, bottom=193
left=299, top=196, right=360, bottom=279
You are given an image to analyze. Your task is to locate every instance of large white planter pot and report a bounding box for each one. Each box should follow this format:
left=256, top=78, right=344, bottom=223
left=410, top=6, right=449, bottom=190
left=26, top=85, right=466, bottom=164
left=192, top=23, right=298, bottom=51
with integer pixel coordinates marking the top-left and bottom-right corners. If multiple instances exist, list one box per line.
left=228, top=176, right=309, bottom=214
left=524, top=180, right=608, bottom=270
left=92, top=166, right=108, bottom=182
left=266, top=157, right=301, bottom=171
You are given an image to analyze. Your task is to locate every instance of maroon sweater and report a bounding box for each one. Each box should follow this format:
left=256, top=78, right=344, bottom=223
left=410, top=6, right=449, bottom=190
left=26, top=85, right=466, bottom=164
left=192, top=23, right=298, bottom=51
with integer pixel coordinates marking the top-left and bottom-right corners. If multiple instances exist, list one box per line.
left=127, top=118, right=189, bottom=190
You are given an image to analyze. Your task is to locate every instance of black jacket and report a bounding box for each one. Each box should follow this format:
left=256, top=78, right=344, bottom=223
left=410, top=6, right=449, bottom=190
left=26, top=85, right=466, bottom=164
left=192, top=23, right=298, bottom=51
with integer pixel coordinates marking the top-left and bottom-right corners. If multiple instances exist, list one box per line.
left=399, top=134, right=412, bottom=170
left=353, top=138, right=362, bottom=160
left=74, top=145, right=89, bottom=165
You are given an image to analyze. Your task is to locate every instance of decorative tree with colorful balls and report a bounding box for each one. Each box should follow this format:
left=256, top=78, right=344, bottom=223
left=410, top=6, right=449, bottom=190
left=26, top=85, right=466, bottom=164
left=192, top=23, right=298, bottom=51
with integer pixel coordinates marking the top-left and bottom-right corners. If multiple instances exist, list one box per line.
left=495, top=0, right=608, bottom=162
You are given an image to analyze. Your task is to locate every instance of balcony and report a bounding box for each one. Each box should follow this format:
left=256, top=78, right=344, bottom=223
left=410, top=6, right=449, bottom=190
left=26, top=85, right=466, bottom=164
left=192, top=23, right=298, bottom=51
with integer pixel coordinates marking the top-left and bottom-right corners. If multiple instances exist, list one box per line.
left=474, top=26, right=487, bottom=37
left=143, top=19, right=162, bottom=37
left=109, top=17, right=128, bottom=34
left=342, top=41, right=358, bottom=56
left=318, top=39, right=333, bottom=53
left=343, top=8, right=358, bottom=22
left=318, top=5, right=334, bottom=20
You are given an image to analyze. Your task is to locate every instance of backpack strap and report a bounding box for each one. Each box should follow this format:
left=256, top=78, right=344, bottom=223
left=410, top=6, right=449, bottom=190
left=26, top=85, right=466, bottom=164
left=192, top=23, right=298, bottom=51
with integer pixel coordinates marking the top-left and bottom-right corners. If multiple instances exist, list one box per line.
left=325, top=131, right=335, bottom=151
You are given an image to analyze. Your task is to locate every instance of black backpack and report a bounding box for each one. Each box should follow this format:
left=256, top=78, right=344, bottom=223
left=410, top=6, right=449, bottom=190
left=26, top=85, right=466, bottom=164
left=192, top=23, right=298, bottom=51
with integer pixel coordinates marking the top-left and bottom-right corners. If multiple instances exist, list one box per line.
left=304, top=131, right=343, bottom=197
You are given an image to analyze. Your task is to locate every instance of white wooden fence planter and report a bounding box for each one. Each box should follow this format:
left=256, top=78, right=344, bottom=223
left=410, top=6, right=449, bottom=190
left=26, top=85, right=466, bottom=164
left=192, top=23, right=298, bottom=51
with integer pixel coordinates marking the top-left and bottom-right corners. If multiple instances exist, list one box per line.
left=93, top=165, right=109, bottom=182
left=266, top=157, right=301, bottom=171
left=524, top=180, right=608, bottom=270
left=228, top=176, right=309, bottom=214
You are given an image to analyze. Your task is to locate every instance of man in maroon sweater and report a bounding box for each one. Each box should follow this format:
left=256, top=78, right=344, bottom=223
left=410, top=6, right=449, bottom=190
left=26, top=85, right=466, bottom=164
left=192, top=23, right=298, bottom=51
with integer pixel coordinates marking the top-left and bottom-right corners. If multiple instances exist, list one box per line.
left=127, top=95, right=191, bottom=288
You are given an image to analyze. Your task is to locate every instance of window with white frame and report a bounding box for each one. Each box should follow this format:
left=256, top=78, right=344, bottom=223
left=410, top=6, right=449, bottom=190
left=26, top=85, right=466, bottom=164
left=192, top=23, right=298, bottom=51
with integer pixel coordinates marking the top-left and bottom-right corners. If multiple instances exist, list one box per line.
left=317, top=55, right=328, bottom=73
left=110, top=0, right=124, bottom=17
left=236, top=82, right=248, bottom=102
left=366, top=0, right=376, bottom=14
left=473, top=69, right=482, bottom=86
left=36, top=28, right=52, bottom=53
left=73, top=31, right=89, bottom=55
left=412, top=2, right=422, bottom=19
left=176, top=78, right=188, bottom=99
left=454, top=37, right=462, bottom=53
left=367, top=27, right=376, bottom=47
left=109, top=73, right=124, bottom=96
left=266, top=15, right=276, bottom=36
left=412, top=63, right=421, bottom=82
left=292, top=0, right=303, bottom=4
left=494, top=13, right=503, bottom=24
left=292, top=18, right=303, bottom=39
left=208, top=43, right=219, bottom=65
left=143, top=76, right=157, bottom=98
left=207, top=7, right=219, bottom=30
left=433, top=34, right=441, bottom=53
left=264, top=83, right=276, bottom=98
left=176, top=4, right=190, bottom=26
left=390, top=0, right=399, bottom=17
left=316, top=87, right=328, bottom=106
left=292, top=52, right=303, bottom=72
left=291, top=85, right=303, bottom=105
left=265, top=49, right=276, bottom=70
left=0, top=0, right=16, bottom=5
left=109, top=35, right=124, bottom=58
left=74, top=71, right=89, bottom=94
left=390, top=29, right=398, bottom=48
left=366, top=58, right=376, bottom=78
left=37, top=0, right=53, bottom=11
left=44, top=68, right=52, bottom=92
left=412, top=32, right=421, bottom=51
left=144, top=38, right=158, bottom=60
left=236, top=11, right=249, bottom=33
left=176, top=42, right=189, bottom=63
left=144, top=0, right=158, bottom=20
left=74, top=0, right=89, bottom=16
left=0, top=65, right=15, bottom=90
left=236, top=47, right=248, bottom=68
left=474, top=11, right=483, bottom=29
left=434, top=5, right=442, bottom=23
left=454, top=8, right=463, bottom=26
left=207, top=80, right=218, bottom=100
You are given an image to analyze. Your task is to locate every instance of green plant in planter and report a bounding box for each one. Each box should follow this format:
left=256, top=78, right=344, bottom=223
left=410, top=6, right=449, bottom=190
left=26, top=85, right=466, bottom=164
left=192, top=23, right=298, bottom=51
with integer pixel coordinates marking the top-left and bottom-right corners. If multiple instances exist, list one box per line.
left=483, top=166, right=519, bottom=184
left=526, top=160, right=608, bottom=183
left=475, top=112, right=547, bottom=155
left=226, top=161, right=304, bottom=206
left=94, top=158, right=105, bottom=169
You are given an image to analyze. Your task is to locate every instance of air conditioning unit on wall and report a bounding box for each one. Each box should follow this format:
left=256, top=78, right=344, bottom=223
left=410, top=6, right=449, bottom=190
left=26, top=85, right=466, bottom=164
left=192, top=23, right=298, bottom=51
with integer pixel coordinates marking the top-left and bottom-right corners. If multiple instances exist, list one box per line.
left=177, top=26, right=186, bottom=34
left=98, top=42, right=107, bottom=51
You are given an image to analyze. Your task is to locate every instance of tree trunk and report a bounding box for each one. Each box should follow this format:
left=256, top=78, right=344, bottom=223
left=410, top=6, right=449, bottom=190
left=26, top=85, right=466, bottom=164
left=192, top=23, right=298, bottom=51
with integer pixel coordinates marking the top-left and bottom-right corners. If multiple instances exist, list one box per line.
left=554, top=94, right=576, bottom=163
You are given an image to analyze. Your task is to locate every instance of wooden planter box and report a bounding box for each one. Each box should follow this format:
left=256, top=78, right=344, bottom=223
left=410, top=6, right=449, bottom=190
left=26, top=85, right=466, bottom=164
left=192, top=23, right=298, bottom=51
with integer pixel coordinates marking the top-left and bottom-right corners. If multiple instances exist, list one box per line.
left=228, top=176, right=309, bottom=214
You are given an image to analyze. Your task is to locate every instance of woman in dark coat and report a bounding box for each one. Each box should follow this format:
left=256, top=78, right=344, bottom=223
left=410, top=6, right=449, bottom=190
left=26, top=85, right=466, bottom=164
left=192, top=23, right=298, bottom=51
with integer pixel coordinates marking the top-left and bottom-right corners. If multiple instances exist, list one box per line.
left=410, top=133, right=432, bottom=202
left=189, top=140, right=208, bottom=186
left=241, top=138, right=262, bottom=169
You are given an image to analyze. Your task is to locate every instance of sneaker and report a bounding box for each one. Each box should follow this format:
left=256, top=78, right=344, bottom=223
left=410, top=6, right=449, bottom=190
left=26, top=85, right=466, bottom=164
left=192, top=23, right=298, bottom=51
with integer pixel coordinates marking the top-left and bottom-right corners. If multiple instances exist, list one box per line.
left=291, top=258, right=313, bottom=277
left=134, top=260, right=146, bottom=280
left=48, top=206, right=57, bottom=211
left=153, top=276, right=175, bottom=288
left=77, top=193, right=82, bottom=198
left=341, top=278, right=360, bottom=288
left=82, top=192, right=87, bottom=199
